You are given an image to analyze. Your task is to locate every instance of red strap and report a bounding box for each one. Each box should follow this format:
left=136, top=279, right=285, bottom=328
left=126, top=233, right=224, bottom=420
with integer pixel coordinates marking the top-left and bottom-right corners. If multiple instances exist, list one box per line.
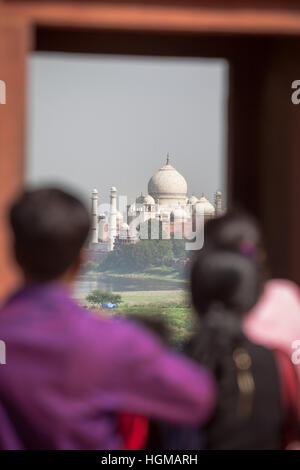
left=274, top=348, right=300, bottom=445
left=118, top=413, right=149, bottom=450
left=275, top=349, right=299, bottom=413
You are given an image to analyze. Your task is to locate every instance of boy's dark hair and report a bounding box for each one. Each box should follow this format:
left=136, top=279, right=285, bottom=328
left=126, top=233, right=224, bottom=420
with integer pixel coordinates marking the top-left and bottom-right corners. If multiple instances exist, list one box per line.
left=10, top=187, right=91, bottom=281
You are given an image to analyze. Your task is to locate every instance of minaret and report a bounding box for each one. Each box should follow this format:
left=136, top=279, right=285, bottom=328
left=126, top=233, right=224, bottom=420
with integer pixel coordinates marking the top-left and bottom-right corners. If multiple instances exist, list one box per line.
left=109, top=186, right=117, bottom=251
left=91, top=188, right=99, bottom=244
left=99, top=214, right=107, bottom=242
left=215, top=190, right=223, bottom=216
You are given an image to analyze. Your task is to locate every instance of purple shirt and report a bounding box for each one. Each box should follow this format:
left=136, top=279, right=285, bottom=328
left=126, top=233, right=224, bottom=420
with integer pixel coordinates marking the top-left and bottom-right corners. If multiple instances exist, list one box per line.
left=0, top=282, right=216, bottom=449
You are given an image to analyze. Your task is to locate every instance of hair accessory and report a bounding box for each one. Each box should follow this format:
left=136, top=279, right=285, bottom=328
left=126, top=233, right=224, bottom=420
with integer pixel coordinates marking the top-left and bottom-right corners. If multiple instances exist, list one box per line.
left=238, top=240, right=257, bottom=258
left=233, top=347, right=255, bottom=419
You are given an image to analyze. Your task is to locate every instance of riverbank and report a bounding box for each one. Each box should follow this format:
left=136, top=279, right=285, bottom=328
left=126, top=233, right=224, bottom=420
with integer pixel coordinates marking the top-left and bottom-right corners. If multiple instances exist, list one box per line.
left=74, top=268, right=187, bottom=296
left=84, top=267, right=187, bottom=285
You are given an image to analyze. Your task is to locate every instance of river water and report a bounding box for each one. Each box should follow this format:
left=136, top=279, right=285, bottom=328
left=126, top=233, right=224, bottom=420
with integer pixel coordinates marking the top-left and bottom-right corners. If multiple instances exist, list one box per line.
left=74, top=273, right=186, bottom=296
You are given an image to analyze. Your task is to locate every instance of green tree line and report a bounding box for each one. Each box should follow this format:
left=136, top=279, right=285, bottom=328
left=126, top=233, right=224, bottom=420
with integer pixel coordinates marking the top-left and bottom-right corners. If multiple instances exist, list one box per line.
left=97, top=239, right=187, bottom=273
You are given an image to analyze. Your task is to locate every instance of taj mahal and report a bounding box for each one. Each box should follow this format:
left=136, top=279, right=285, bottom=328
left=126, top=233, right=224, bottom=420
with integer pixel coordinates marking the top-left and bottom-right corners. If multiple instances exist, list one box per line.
left=90, top=155, right=223, bottom=251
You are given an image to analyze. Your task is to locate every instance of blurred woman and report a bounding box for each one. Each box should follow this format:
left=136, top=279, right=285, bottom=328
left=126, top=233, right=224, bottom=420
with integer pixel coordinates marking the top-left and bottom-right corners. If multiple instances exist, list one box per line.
left=186, top=248, right=299, bottom=449
left=204, top=212, right=300, bottom=381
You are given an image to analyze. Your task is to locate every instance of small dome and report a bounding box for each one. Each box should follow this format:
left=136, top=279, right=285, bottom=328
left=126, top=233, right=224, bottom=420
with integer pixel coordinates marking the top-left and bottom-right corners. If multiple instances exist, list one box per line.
left=196, top=195, right=215, bottom=215
left=143, top=194, right=155, bottom=205
left=136, top=193, right=145, bottom=204
left=187, top=195, right=198, bottom=205
left=92, top=188, right=98, bottom=194
left=110, top=186, right=117, bottom=192
left=116, top=210, right=123, bottom=220
left=120, top=222, right=129, bottom=230
left=135, top=193, right=155, bottom=205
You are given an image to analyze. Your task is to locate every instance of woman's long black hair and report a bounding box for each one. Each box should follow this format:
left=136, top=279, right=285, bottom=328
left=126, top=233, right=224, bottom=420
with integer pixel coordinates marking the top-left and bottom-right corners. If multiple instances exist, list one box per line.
left=188, top=248, right=262, bottom=416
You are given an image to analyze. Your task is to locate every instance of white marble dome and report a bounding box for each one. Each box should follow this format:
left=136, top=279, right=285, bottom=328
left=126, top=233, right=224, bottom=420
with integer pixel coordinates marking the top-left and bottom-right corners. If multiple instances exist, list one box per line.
left=196, top=195, right=215, bottom=215
left=187, top=195, right=199, bottom=205
left=135, top=193, right=145, bottom=204
left=148, top=156, right=187, bottom=207
left=136, top=193, right=155, bottom=205
left=143, top=194, right=155, bottom=205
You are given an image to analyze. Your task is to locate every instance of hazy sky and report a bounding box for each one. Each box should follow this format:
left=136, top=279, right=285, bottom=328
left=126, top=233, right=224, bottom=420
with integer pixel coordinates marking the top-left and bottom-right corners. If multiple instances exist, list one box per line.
left=26, top=53, right=228, bottom=207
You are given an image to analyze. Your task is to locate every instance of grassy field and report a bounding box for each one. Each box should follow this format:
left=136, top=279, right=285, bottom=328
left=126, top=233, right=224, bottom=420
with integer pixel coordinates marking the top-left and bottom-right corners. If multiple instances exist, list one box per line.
left=119, top=289, right=187, bottom=305
left=78, top=289, right=194, bottom=348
